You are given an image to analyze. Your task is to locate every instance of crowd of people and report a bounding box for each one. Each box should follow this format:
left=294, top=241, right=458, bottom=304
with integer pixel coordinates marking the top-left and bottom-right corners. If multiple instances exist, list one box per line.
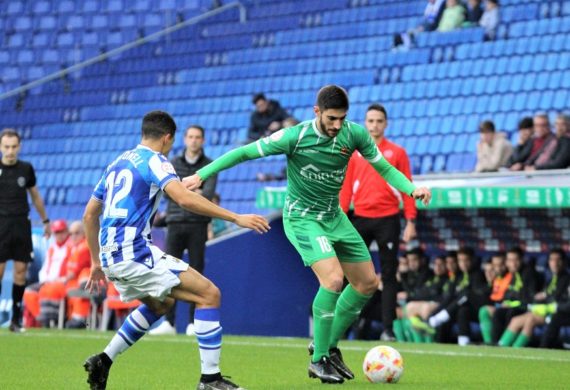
left=475, top=113, right=570, bottom=172
left=394, top=0, right=500, bottom=50
left=353, top=247, right=570, bottom=349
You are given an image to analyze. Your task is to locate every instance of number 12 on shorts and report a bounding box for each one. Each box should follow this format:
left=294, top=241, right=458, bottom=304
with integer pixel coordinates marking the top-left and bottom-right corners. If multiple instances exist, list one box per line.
left=316, top=236, right=332, bottom=253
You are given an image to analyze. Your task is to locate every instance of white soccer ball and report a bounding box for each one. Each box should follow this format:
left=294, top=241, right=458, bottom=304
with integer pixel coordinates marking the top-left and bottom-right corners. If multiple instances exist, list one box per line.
left=362, top=345, right=404, bottom=384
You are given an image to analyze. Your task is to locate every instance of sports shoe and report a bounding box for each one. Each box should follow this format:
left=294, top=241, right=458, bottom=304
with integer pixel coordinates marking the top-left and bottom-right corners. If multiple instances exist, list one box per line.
left=308, top=356, right=344, bottom=384
left=8, top=322, right=25, bottom=333
left=148, top=320, right=176, bottom=335
left=380, top=328, right=397, bottom=341
left=409, top=316, right=435, bottom=335
left=186, top=322, right=195, bottom=336
left=308, top=341, right=354, bottom=380
left=84, top=353, right=111, bottom=390
left=196, top=375, right=245, bottom=389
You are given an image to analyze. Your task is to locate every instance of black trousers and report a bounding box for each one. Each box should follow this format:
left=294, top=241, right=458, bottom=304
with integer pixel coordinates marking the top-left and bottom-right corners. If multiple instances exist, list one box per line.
left=491, top=307, right=527, bottom=344
left=165, top=222, right=208, bottom=325
left=352, top=214, right=401, bottom=331
left=540, top=311, right=570, bottom=349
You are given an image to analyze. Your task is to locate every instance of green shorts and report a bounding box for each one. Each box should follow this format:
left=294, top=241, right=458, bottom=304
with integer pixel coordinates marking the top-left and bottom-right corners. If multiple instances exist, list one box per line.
left=283, top=212, right=371, bottom=266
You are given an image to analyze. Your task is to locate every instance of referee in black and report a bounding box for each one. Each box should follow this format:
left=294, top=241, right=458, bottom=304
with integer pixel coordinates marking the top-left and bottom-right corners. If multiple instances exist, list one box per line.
left=0, top=128, right=51, bottom=332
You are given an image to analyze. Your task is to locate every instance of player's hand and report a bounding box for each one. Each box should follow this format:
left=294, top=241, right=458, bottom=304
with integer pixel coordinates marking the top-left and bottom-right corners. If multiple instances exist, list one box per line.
left=234, top=214, right=271, bottom=234
left=402, top=221, right=417, bottom=242
left=85, top=265, right=107, bottom=294
left=411, top=187, right=431, bottom=206
left=182, top=174, right=202, bottom=191
left=43, top=223, right=52, bottom=239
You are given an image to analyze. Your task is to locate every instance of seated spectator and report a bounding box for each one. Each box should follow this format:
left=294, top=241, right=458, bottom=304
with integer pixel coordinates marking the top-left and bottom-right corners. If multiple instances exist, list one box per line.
left=499, top=249, right=569, bottom=348
left=530, top=114, right=570, bottom=170
left=474, top=120, right=513, bottom=172
left=478, top=252, right=508, bottom=345
left=393, top=0, right=446, bottom=49
left=511, top=113, right=557, bottom=171
left=508, top=117, right=534, bottom=169
left=463, top=0, right=483, bottom=26
left=23, top=220, right=72, bottom=327
left=480, top=0, right=500, bottom=40
left=247, top=93, right=289, bottom=142
left=437, top=0, right=466, bottom=32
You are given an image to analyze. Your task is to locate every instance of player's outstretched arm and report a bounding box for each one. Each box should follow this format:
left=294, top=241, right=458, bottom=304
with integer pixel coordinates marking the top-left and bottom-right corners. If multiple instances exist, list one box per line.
left=165, top=180, right=270, bottom=234
left=183, top=142, right=265, bottom=191
left=371, top=158, right=431, bottom=206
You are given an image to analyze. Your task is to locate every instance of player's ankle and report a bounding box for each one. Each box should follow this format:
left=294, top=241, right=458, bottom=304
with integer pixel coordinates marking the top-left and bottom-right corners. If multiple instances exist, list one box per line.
left=200, top=372, right=222, bottom=383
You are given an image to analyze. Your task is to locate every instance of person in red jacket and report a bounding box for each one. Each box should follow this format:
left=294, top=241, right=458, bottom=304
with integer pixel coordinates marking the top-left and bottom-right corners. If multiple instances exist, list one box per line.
left=340, top=103, right=417, bottom=341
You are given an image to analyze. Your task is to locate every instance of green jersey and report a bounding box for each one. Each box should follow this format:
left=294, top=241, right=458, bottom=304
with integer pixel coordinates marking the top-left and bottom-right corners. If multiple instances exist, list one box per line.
left=198, top=119, right=416, bottom=220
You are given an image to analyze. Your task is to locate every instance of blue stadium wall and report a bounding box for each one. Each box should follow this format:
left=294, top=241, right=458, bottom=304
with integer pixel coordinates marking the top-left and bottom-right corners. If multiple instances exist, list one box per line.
left=176, top=217, right=320, bottom=337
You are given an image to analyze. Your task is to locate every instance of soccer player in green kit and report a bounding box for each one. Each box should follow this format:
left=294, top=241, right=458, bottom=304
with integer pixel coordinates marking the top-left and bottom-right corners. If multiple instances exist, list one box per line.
left=185, top=85, right=431, bottom=384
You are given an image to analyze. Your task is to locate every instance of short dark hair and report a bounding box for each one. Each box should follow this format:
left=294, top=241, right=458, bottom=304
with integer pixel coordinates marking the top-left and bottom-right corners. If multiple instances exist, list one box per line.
left=316, top=85, right=349, bottom=111
left=507, top=246, right=524, bottom=259
left=518, top=117, right=533, bottom=130
left=185, top=124, right=204, bottom=137
left=479, top=120, right=495, bottom=133
left=252, top=93, right=266, bottom=105
left=0, top=128, right=21, bottom=144
left=142, top=111, right=176, bottom=140
left=367, top=104, right=388, bottom=121
left=549, top=248, right=567, bottom=262
left=458, top=247, right=474, bottom=259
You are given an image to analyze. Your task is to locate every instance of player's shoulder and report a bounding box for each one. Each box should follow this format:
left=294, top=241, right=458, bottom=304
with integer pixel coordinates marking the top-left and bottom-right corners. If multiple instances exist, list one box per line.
left=16, top=159, right=34, bottom=170
left=345, top=120, right=368, bottom=135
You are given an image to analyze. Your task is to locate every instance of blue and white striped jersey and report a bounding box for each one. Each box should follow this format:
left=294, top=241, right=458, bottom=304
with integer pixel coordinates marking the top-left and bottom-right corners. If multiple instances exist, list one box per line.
left=91, top=145, right=179, bottom=267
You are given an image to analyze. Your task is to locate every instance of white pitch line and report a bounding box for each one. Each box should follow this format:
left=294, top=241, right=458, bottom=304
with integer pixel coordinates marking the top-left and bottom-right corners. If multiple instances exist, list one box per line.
left=3, top=331, right=570, bottom=363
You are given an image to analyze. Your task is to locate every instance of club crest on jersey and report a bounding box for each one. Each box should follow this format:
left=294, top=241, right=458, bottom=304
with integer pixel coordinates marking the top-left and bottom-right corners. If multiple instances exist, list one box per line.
left=340, top=146, right=350, bottom=156
left=161, top=162, right=176, bottom=174
left=17, top=176, right=26, bottom=187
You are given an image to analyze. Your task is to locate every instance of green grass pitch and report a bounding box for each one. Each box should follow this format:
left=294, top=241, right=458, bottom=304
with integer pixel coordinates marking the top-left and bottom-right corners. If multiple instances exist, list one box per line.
left=1, top=329, right=569, bottom=389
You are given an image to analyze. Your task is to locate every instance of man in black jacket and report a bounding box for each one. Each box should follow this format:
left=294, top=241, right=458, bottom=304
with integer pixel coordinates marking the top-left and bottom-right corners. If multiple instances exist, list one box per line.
left=150, top=125, right=218, bottom=335
left=508, top=117, right=534, bottom=169
left=247, top=93, right=289, bottom=142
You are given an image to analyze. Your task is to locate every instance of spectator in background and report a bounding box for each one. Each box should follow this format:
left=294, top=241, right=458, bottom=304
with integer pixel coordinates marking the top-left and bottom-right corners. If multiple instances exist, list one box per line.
left=0, top=128, right=51, bottom=332
left=437, top=0, right=466, bottom=32
left=512, top=113, right=557, bottom=171
left=529, top=114, right=570, bottom=170
left=463, top=0, right=483, bottom=26
left=478, top=252, right=508, bottom=345
left=480, top=0, right=500, bottom=40
left=475, top=120, right=513, bottom=172
left=150, top=125, right=217, bottom=336
left=393, top=0, right=446, bottom=49
left=247, top=93, right=289, bottom=142
left=340, top=104, right=418, bottom=342
left=23, top=219, right=71, bottom=327
left=508, top=117, right=534, bottom=169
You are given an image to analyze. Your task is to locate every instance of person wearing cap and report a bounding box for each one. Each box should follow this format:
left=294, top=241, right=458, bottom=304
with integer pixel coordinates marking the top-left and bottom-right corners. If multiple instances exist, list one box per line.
left=22, top=219, right=72, bottom=327
left=474, top=120, right=513, bottom=172
left=0, top=128, right=51, bottom=333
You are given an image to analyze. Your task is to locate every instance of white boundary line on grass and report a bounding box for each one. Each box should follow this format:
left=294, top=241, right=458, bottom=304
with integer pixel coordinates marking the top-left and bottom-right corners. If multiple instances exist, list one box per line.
left=3, top=331, right=570, bottom=363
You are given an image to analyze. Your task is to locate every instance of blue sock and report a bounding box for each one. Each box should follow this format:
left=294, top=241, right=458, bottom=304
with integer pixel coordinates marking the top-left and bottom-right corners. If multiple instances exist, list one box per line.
left=104, top=305, right=161, bottom=360
left=194, top=308, right=223, bottom=375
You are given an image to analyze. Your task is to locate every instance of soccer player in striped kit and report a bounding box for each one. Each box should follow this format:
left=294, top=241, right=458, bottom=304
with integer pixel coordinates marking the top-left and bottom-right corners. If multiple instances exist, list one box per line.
left=83, top=111, right=269, bottom=390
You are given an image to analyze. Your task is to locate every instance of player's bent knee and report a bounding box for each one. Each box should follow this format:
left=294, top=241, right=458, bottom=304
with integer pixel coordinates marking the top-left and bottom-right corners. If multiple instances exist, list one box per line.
left=322, top=276, right=344, bottom=292
left=201, top=282, right=221, bottom=307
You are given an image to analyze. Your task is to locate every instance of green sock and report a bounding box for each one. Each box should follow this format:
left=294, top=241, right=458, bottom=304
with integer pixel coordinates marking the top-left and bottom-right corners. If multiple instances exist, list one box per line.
left=424, top=334, right=434, bottom=343
left=329, top=285, right=372, bottom=349
left=409, top=325, right=424, bottom=343
left=513, top=333, right=530, bottom=348
left=402, top=318, right=413, bottom=342
left=498, top=329, right=517, bottom=347
left=393, top=319, right=406, bottom=342
left=312, top=287, right=341, bottom=362
left=478, top=306, right=493, bottom=344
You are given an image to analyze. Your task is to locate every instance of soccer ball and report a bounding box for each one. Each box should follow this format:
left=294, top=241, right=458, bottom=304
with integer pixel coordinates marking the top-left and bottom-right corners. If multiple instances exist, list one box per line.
left=362, top=345, right=404, bottom=384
